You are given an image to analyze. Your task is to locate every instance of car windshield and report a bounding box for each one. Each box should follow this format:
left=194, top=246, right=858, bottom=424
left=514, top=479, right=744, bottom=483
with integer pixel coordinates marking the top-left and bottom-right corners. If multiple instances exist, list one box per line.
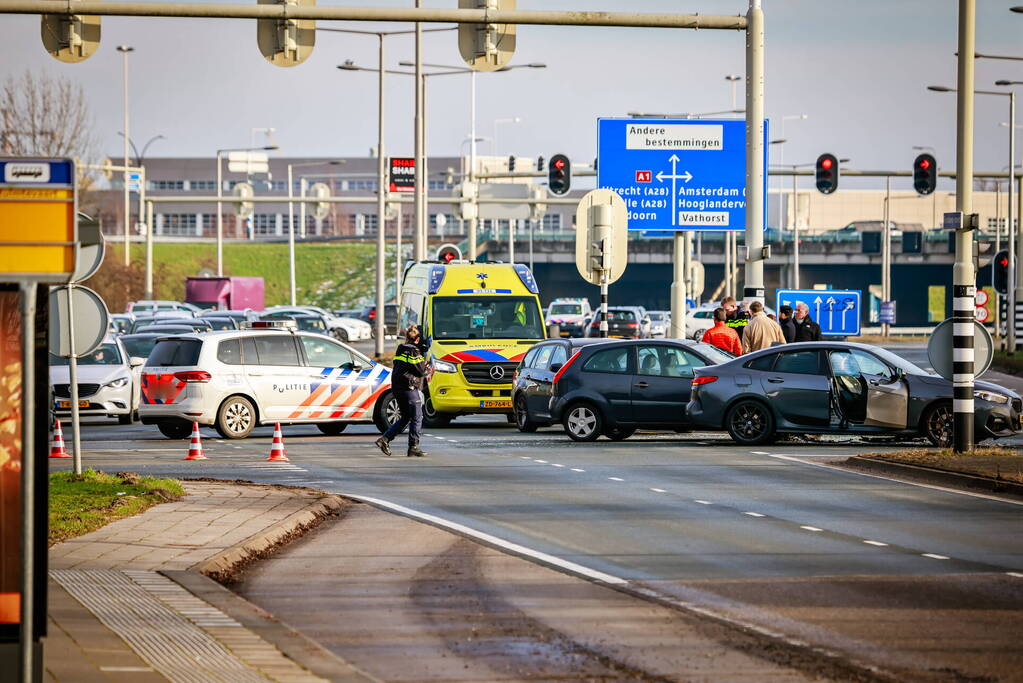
left=204, top=317, right=236, bottom=330
left=295, top=317, right=327, bottom=333
left=596, top=310, right=636, bottom=323
left=691, top=342, right=735, bottom=364
left=432, top=296, right=544, bottom=340
left=648, top=312, right=666, bottom=321
left=120, top=337, right=159, bottom=359
left=549, top=304, right=582, bottom=315
left=50, top=343, right=122, bottom=366
left=859, top=346, right=931, bottom=376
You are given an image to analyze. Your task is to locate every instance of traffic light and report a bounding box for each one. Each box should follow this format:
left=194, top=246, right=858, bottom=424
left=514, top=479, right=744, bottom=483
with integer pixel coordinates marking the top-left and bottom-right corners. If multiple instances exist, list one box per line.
left=993, top=249, right=1010, bottom=295
left=549, top=154, right=571, bottom=196
left=913, top=153, right=937, bottom=196
left=588, top=238, right=610, bottom=273
left=435, top=243, right=463, bottom=263
left=815, top=153, right=839, bottom=194
left=508, top=155, right=516, bottom=172
left=536, top=156, right=545, bottom=172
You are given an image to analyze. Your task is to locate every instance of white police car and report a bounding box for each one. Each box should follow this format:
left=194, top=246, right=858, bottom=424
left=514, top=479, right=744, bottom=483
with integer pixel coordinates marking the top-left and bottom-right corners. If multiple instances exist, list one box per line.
left=138, top=321, right=398, bottom=439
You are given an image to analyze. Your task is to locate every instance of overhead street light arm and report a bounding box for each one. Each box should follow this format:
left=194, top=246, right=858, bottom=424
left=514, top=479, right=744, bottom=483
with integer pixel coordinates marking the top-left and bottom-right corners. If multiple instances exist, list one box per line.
left=321, top=25, right=457, bottom=36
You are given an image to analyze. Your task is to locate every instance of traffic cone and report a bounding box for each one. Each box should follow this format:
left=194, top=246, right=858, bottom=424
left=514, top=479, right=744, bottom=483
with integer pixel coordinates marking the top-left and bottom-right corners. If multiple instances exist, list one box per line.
left=49, top=419, right=71, bottom=458
left=267, top=423, right=289, bottom=462
left=184, top=422, right=208, bottom=461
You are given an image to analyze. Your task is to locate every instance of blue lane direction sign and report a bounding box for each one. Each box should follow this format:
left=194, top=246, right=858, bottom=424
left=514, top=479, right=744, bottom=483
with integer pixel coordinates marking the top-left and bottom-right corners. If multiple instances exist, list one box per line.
left=597, top=118, right=767, bottom=232
left=776, top=289, right=862, bottom=336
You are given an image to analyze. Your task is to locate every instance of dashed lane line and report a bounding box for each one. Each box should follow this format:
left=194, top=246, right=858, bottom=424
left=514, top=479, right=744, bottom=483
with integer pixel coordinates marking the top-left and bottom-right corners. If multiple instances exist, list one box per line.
left=551, top=464, right=565, bottom=468
left=534, top=459, right=548, bottom=463
left=608, top=477, right=624, bottom=482
left=694, top=499, right=713, bottom=505
left=650, top=488, right=666, bottom=493
left=743, top=512, right=765, bottom=517
left=863, top=540, right=889, bottom=547
left=800, top=526, right=823, bottom=532
left=1008, top=572, right=1023, bottom=578
left=922, top=553, right=950, bottom=560
left=571, top=468, right=585, bottom=472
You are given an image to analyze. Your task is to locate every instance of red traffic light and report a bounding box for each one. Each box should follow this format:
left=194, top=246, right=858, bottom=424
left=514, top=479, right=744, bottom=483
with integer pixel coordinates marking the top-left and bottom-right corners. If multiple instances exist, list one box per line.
left=918, top=158, right=931, bottom=170
left=441, top=251, right=456, bottom=263
left=553, top=158, right=565, bottom=170
left=821, top=158, right=833, bottom=170
left=1000, top=257, right=1009, bottom=268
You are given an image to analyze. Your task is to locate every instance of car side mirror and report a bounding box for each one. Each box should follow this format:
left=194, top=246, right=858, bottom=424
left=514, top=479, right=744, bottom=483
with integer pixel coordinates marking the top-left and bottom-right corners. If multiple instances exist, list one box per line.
left=549, top=363, right=563, bottom=373
left=893, top=367, right=905, bottom=381
left=130, top=356, right=146, bottom=367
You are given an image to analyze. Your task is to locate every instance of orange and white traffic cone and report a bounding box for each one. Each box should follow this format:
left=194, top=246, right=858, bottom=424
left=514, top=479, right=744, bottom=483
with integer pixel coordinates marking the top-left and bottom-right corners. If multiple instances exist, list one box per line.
left=267, top=422, right=289, bottom=462
left=49, top=419, right=71, bottom=458
left=184, top=422, right=208, bottom=461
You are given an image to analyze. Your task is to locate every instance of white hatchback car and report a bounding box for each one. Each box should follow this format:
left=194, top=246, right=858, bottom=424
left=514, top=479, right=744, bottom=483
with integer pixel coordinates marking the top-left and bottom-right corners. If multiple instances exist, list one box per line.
left=138, top=324, right=398, bottom=439
left=50, top=337, right=142, bottom=424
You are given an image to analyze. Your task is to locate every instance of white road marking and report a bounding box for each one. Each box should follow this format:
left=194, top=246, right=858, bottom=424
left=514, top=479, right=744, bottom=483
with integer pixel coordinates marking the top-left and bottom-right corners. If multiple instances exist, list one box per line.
left=571, top=468, right=585, bottom=472
left=447, top=439, right=459, bottom=443
left=694, top=499, right=713, bottom=505
left=751, top=451, right=770, bottom=455
left=534, top=459, right=548, bottom=463
left=922, top=553, right=950, bottom=560
left=800, top=525, right=823, bottom=532
left=434, top=436, right=447, bottom=441
left=650, top=488, right=666, bottom=493
left=763, top=453, right=1023, bottom=506
left=608, top=477, right=624, bottom=482
left=863, top=540, right=888, bottom=547
left=520, top=456, right=532, bottom=460
left=1007, top=572, right=1023, bottom=578
left=346, top=494, right=628, bottom=585
left=552, top=464, right=565, bottom=468
left=743, top=512, right=765, bottom=517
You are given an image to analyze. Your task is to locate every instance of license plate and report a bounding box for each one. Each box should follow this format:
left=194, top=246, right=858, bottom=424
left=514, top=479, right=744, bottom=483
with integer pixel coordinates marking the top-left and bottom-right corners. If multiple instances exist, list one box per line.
left=480, top=400, right=512, bottom=409
left=58, top=400, right=89, bottom=409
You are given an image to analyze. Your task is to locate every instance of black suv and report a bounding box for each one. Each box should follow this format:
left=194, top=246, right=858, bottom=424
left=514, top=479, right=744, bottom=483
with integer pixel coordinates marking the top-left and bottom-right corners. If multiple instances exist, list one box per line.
left=514, top=338, right=733, bottom=441
left=359, top=304, right=399, bottom=336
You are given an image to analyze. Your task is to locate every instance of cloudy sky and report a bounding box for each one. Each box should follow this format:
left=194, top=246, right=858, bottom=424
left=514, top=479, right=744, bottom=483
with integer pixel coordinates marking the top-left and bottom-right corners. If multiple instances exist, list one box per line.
left=2, top=1, right=1021, bottom=192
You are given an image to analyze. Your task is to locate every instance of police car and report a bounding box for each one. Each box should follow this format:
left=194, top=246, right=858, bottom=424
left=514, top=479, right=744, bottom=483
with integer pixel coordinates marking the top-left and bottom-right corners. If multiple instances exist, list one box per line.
left=138, top=321, right=398, bottom=439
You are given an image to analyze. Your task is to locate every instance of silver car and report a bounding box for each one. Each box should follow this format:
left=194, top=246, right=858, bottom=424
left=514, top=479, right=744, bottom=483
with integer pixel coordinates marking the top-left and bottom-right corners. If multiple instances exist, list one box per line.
left=50, top=338, right=143, bottom=425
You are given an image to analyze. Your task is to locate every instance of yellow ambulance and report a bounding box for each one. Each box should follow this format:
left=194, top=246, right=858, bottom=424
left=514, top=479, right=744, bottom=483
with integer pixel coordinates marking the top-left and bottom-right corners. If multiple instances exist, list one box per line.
left=398, top=261, right=545, bottom=426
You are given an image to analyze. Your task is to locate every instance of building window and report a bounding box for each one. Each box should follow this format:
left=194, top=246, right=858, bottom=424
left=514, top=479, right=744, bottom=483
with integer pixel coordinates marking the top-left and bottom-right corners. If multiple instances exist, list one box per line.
left=149, top=180, right=185, bottom=191
left=160, top=214, right=197, bottom=236
left=541, top=214, right=563, bottom=230
left=987, top=217, right=1018, bottom=231
left=428, top=180, right=453, bottom=191
left=252, top=214, right=276, bottom=236
left=190, top=180, right=218, bottom=191
left=337, top=179, right=378, bottom=193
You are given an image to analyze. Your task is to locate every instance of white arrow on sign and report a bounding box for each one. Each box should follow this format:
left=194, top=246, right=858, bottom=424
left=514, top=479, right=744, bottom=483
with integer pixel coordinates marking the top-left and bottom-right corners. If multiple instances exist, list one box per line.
left=826, top=296, right=837, bottom=329
left=655, top=154, right=693, bottom=226
left=814, top=296, right=823, bottom=322
left=841, top=300, right=854, bottom=329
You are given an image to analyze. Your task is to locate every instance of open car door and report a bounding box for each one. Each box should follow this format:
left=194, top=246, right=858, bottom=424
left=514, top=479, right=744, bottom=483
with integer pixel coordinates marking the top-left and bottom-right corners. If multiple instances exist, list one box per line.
left=863, top=372, right=909, bottom=428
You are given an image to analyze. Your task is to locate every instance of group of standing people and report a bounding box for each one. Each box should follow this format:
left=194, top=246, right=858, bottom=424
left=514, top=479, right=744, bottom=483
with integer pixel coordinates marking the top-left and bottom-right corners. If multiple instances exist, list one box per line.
left=702, top=296, right=822, bottom=356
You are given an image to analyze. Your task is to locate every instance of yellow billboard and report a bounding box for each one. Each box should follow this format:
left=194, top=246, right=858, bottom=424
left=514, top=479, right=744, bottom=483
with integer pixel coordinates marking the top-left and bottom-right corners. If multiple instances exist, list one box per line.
left=0, top=159, right=76, bottom=282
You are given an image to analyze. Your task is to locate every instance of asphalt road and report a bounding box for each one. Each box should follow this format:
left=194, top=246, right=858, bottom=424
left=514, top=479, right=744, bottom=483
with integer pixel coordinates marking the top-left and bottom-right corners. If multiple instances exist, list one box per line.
left=52, top=343, right=1023, bottom=681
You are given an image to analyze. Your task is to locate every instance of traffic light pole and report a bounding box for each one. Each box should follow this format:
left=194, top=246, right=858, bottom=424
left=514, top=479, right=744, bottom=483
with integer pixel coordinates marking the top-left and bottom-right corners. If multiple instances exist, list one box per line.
left=375, top=33, right=386, bottom=357
left=743, top=0, right=765, bottom=304
left=953, top=0, right=976, bottom=454
left=1009, top=92, right=1018, bottom=353
left=670, top=232, right=686, bottom=338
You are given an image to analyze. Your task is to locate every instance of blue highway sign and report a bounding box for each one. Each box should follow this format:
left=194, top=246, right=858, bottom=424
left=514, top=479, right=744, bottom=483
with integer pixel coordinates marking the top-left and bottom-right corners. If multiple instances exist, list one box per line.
left=776, top=289, right=862, bottom=337
left=597, top=118, right=767, bottom=232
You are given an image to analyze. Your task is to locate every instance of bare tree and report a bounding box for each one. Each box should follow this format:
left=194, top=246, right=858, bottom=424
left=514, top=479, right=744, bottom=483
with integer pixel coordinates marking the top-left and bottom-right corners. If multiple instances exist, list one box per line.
left=0, top=70, right=96, bottom=161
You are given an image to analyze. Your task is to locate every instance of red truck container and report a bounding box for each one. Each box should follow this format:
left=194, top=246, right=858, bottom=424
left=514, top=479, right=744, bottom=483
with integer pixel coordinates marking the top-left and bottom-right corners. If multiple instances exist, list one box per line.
left=185, top=277, right=264, bottom=311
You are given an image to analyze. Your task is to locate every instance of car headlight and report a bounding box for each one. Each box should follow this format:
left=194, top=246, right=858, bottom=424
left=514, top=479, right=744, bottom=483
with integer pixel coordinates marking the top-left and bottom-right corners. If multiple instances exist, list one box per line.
left=433, top=359, right=457, bottom=373
left=105, top=377, right=129, bottom=389
left=975, top=390, right=1009, bottom=404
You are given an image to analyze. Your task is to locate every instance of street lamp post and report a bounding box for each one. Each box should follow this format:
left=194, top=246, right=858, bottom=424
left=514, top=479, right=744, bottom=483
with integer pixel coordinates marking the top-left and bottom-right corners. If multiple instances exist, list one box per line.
left=286, top=161, right=343, bottom=308
left=116, top=45, right=133, bottom=265
left=724, top=74, right=741, bottom=110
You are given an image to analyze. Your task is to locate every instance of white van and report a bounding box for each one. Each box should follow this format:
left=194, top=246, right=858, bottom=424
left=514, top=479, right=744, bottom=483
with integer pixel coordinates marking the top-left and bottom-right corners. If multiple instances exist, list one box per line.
left=138, top=323, right=397, bottom=439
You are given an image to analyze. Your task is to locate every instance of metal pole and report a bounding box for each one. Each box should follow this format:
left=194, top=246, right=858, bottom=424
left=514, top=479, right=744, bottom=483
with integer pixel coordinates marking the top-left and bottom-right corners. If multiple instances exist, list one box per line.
left=953, top=0, right=976, bottom=453
left=145, top=200, right=153, bottom=300
left=684, top=231, right=693, bottom=300
left=422, top=76, right=429, bottom=258
left=882, top=176, right=891, bottom=338
left=468, top=70, right=478, bottom=260
left=528, top=218, right=534, bottom=271
left=792, top=170, right=799, bottom=288
left=122, top=50, right=131, bottom=265
left=1009, top=92, right=1018, bottom=352
left=723, top=232, right=731, bottom=299
left=138, top=165, right=145, bottom=243
left=731, top=232, right=739, bottom=298
left=670, top=232, right=686, bottom=338
left=413, top=5, right=425, bottom=262
left=375, top=33, right=386, bottom=357
left=66, top=285, right=82, bottom=475
left=395, top=202, right=403, bottom=305
left=288, top=164, right=296, bottom=306
left=509, top=219, right=515, bottom=263
left=216, top=152, right=223, bottom=276
left=743, top=0, right=765, bottom=304
left=18, top=282, right=35, bottom=683
left=299, top=178, right=307, bottom=242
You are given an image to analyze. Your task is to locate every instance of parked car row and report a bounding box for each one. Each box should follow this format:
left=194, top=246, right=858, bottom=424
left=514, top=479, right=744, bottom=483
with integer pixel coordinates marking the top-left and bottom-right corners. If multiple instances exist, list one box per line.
left=511, top=338, right=1022, bottom=447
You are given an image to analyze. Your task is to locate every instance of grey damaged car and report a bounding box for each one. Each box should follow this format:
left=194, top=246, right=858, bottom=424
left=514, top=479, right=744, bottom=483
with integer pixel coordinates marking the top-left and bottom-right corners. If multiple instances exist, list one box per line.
left=686, top=342, right=1022, bottom=446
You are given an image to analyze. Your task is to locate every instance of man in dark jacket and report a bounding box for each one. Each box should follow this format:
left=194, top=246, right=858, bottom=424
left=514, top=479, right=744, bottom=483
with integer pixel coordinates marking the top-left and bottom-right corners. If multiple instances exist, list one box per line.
left=721, top=296, right=750, bottom=340
left=778, top=305, right=796, bottom=343
left=792, top=302, right=823, bottom=342
left=375, top=325, right=432, bottom=457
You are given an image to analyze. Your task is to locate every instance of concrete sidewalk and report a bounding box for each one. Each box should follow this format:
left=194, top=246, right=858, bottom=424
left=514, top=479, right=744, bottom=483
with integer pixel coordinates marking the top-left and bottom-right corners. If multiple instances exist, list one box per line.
left=45, top=481, right=372, bottom=682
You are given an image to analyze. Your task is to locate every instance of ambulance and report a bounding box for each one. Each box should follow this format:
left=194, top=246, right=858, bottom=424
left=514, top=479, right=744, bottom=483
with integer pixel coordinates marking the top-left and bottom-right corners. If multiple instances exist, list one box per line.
left=399, top=261, right=546, bottom=425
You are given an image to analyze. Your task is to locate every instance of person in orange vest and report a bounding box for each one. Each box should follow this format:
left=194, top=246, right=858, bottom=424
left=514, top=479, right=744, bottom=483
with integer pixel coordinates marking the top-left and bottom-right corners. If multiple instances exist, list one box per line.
left=702, top=308, right=742, bottom=355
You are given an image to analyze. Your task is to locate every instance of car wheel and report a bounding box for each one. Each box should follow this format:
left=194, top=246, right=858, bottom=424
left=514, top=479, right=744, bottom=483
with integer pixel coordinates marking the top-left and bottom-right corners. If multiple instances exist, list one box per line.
left=333, top=328, right=350, bottom=343
left=693, top=329, right=705, bottom=342
left=317, top=422, right=348, bottom=436
left=157, top=421, right=192, bottom=440
left=563, top=403, right=603, bottom=442
left=605, top=427, right=635, bottom=441
left=922, top=401, right=953, bottom=447
left=514, top=395, right=538, bottom=433
left=373, top=391, right=400, bottom=433
left=423, top=390, right=453, bottom=427
left=215, top=395, right=256, bottom=439
left=725, top=400, right=776, bottom=445
left=118, top=413, right=133, bottom=425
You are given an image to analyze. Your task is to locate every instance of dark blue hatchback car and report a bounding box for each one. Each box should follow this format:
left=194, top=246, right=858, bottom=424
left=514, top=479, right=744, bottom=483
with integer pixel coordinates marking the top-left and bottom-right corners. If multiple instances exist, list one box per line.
left=512, top=338, right=733, bottom=441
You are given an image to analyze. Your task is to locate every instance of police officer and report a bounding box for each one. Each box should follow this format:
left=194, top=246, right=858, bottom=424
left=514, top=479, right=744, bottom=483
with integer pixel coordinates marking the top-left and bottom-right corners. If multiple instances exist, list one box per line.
left=375, top=324, right=432, bottom=457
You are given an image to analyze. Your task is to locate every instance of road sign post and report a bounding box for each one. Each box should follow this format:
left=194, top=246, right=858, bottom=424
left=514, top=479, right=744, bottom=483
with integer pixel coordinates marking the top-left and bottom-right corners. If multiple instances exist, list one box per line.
left=575, top=190, right=627, bottom=338
left=776, top=289, right=862, bottom=336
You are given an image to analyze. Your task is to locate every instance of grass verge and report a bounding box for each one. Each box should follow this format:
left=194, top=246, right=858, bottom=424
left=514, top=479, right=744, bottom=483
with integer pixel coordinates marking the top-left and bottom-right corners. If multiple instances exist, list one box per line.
left=49, top=469, right=184, bottom=546
left=858, top=446, right=1023, bottom=484
left=992, top=350, right=1023, bottom=376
